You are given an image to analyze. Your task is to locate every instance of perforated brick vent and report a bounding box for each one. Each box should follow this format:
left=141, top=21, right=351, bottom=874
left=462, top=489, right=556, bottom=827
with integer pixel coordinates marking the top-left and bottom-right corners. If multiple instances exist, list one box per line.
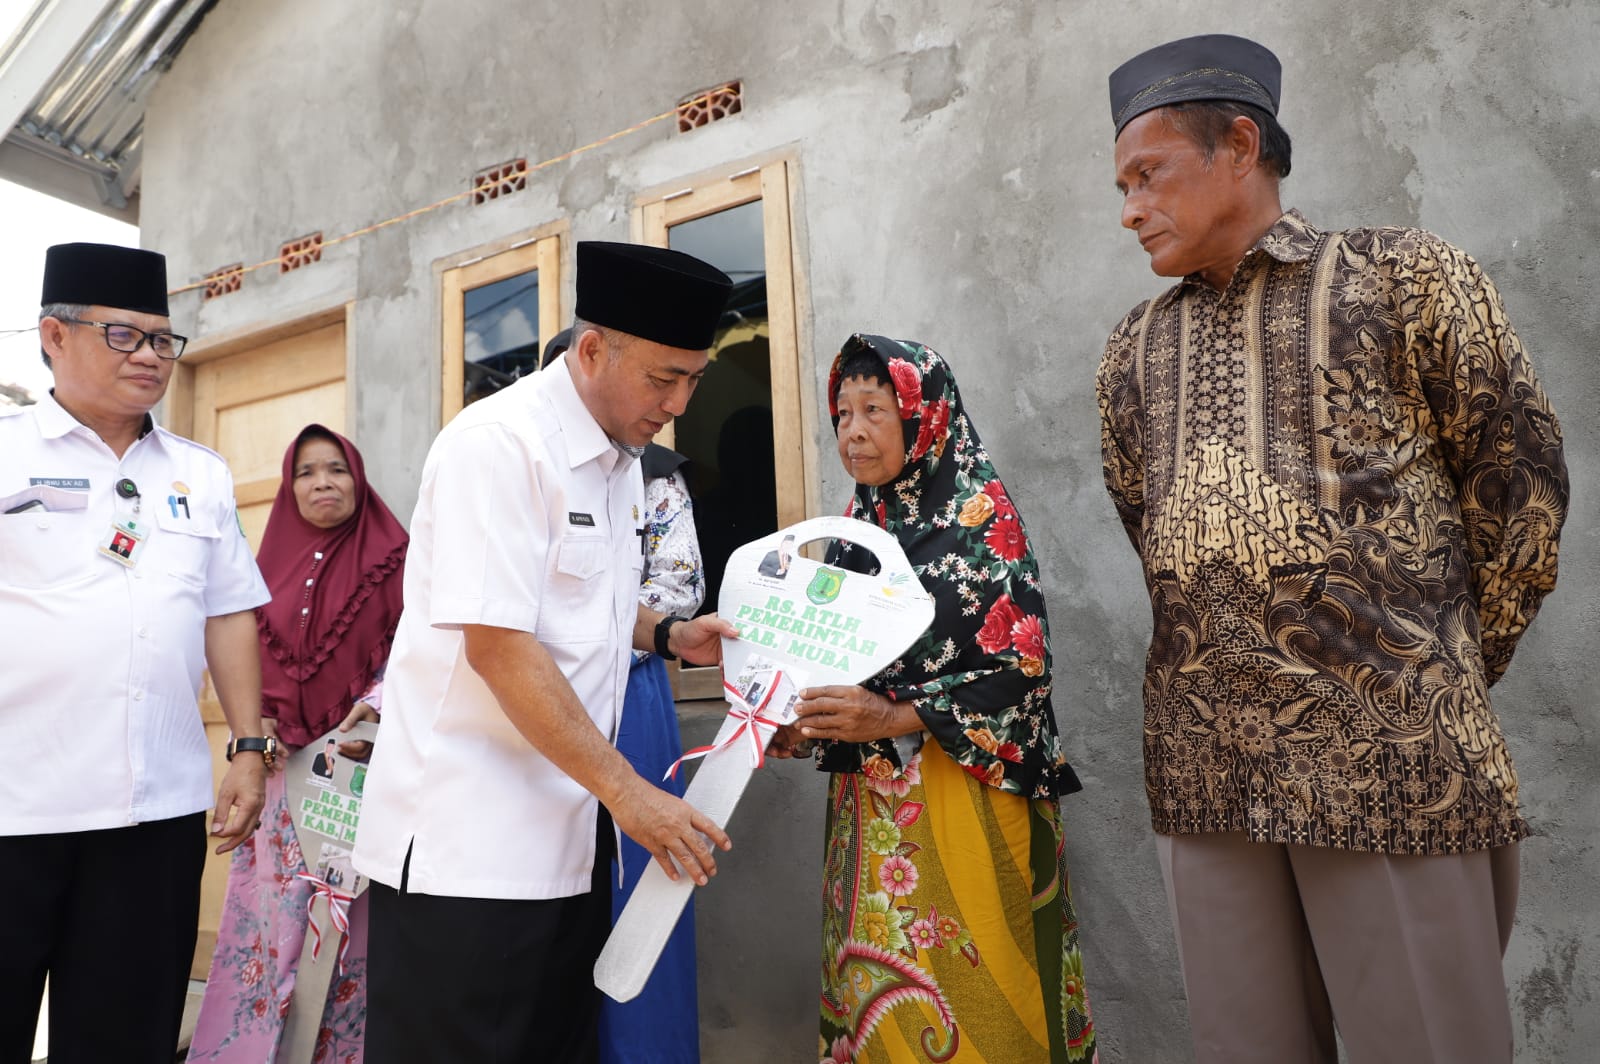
left=677, top=81, right=742, bottom=133
left=473, top=159, right=528, bottom=204
left=203, top=264, right=243, bottom=301
left=279, top=233, right=324, bottom=273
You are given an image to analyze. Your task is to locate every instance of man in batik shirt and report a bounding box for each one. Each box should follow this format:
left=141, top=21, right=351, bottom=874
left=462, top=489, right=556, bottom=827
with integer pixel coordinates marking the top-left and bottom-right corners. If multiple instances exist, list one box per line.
left=1096, top=33, right=1568, bottom=1064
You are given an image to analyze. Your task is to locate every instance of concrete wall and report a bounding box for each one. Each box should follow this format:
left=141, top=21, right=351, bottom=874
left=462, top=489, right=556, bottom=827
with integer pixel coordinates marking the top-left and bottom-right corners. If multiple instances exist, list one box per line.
left=141, top=0, right=1599, bottom=1059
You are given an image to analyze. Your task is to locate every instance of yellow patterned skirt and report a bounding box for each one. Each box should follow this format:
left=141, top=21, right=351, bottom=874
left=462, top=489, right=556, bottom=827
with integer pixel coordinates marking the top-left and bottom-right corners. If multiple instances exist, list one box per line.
left=819, top=741, right=1097, bottom=1063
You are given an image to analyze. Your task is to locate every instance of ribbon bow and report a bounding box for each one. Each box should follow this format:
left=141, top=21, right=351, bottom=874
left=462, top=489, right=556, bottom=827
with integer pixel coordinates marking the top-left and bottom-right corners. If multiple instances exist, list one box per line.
left=294, top=872, right=356, bottom=974
left=663, top=675, right=789, bottom=782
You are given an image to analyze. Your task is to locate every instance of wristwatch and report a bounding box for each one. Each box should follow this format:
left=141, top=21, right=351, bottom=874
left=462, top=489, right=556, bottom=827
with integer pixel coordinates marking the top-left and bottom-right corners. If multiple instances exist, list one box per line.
left=654, top=614, right=688, bottom=660
left=226, top=735, right=279, bottom=768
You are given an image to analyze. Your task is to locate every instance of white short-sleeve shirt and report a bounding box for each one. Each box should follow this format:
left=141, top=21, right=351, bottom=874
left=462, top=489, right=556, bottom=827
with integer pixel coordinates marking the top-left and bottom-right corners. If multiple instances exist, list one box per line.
left=352, top=363, right=645, bottom=900
left=0, top=393, right=269, bottom=834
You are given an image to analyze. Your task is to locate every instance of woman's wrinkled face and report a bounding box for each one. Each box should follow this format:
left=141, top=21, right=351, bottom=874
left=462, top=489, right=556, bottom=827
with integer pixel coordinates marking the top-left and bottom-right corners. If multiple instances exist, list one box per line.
left=834, top=375, right=906, bottom=487
left=292, top=437, right=357, bottom=529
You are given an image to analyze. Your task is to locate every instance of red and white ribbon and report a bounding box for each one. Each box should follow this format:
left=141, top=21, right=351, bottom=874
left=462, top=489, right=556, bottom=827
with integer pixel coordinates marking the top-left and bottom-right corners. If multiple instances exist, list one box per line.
left=663, top=676, right=788, bottom=782
left=295, top=872, right=356, bottom=973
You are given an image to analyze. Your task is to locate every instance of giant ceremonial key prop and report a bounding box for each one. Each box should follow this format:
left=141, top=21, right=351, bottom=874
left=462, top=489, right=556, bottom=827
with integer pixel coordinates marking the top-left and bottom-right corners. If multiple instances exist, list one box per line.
left=280, top=720, right=378, bottom=1061
left=594, top=516, right=935, bottom=1001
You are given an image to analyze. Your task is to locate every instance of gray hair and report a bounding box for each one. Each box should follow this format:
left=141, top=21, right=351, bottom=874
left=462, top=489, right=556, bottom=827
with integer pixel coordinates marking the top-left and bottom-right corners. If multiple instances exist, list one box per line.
left=37, top=302, right=88, bottom=370
left=571, top=317, right=625, bottom=363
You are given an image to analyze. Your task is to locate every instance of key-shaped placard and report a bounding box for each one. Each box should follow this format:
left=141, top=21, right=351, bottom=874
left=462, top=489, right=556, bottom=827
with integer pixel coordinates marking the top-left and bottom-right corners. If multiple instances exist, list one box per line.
left=594, top=515, right=934, bottom=1002
left=281, top=720, right=379, bottom=1062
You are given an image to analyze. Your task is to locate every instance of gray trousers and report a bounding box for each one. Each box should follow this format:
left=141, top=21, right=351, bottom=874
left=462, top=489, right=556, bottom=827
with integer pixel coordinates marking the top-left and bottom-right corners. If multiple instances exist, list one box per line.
left=1156, top=831, right=1519, bottom=1064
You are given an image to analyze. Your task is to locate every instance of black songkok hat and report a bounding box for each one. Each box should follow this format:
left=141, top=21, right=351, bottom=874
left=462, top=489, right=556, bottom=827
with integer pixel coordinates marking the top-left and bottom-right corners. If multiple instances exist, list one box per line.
left=41, top=242, right=170, bottom=317
left=575, top=241, right=733, bottom=352
left=1109, top=34, right=1281, bottom=136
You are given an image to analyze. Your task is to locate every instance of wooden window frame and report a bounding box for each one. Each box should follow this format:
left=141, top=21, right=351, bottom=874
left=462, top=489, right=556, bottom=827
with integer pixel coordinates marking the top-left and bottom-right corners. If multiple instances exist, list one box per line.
left=634, top=156, right=817, bottom=700
left=439, top=226, right=566, bottom=427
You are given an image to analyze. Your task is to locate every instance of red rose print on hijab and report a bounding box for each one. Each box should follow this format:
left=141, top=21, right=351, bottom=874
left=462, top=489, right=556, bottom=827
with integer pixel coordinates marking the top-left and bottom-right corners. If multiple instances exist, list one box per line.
left=887, top=358, right=923, bottom=418
left=976, top=594, right=1023, bottom=654
left=913, top=398, right=951, bottom=461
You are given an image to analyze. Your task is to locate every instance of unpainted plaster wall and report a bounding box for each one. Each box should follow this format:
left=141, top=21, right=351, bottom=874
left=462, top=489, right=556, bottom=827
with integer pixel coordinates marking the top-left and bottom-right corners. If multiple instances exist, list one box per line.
left=142, top=1, right=1599, bottom=1059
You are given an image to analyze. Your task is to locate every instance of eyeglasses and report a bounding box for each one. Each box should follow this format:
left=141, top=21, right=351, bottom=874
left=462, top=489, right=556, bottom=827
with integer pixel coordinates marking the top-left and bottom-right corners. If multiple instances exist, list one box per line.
left=62, top=319, right=188, bottom=360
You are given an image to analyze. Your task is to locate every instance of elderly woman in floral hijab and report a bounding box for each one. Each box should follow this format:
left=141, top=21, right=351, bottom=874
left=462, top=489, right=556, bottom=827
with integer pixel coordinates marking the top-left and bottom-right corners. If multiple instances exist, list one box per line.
left=773, top=335, right=1098, bottom=1063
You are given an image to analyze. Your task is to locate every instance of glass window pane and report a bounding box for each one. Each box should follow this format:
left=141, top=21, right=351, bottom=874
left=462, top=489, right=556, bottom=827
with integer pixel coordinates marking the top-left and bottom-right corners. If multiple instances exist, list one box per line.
left=463, top=269, right=540, bottom=406
left=668, top=201, right=775, bottom=615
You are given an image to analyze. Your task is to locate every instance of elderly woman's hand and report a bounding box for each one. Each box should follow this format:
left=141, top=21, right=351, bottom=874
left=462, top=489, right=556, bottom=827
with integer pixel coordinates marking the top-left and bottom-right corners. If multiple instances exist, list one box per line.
left=764, top=723, right=813, bottom=759
left=794, top=685, right=923, bottom=744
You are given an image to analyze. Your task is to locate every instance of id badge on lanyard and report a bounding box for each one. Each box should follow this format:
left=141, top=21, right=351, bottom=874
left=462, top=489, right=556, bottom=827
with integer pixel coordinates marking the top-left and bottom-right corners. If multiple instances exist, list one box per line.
left=98, top=477, right=147, bottom=569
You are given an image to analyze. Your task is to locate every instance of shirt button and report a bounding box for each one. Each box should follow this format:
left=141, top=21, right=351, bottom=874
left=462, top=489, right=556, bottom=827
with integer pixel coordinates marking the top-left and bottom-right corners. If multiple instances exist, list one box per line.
left=133, top=690, right=145, bottom=701
left=137, top=626, right=149, bottom=638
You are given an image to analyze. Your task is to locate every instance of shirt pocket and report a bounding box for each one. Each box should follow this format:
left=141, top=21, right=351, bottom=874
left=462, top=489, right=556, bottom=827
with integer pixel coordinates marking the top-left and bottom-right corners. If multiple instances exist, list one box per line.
left=155, top=507, right=220, bottom=587
left=0, top=509, right=93, bottom=589
left=544, top=532, right=611, bottom=645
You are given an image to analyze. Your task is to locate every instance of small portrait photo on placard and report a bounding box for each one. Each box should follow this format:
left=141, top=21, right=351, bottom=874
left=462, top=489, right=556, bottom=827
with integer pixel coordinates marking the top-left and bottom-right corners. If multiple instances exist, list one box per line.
left=756, top=533, right=797, bottom=581
left=728, top=653, right=803, bottom=725
left=313, top=842, right=357, bottom=890
left=308, top=736, right=340, bottom=785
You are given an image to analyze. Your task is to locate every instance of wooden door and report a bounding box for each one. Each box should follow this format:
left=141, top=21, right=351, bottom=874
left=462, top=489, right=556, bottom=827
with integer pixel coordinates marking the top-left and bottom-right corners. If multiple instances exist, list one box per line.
left=166, top=309, right=349, bottom=977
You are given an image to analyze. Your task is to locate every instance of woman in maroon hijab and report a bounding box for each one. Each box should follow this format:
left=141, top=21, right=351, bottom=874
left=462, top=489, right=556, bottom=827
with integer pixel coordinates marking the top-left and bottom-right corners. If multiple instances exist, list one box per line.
left=191, top=424, right=407, bottom=1063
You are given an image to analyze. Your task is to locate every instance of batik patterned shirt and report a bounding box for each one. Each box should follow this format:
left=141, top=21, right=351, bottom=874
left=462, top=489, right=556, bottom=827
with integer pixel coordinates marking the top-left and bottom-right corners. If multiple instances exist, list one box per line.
left=634, top=468, right=704, bottom=662
left=1096, top=210, right=1568, bottom=855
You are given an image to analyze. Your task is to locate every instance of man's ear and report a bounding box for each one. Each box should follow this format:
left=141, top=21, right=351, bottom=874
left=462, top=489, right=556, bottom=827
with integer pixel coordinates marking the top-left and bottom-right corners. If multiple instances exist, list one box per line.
left=38, top=316, right=70, bottom=360
left=571, top=326, right=606, bottom=373
left=1229, top=114, right=1264, bottom=177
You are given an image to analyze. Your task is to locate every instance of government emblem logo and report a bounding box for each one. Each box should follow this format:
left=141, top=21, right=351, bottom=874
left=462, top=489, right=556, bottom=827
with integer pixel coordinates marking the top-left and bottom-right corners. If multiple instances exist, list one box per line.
left=806, top=566, right=845, bottom=605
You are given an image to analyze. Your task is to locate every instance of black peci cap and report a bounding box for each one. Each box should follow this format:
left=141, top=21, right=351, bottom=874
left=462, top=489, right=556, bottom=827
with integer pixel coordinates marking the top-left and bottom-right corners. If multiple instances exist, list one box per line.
left=1109, top=34, right=1281, bottom=137
left=41, top=242, right=170, bottom=317
left=575, top=241, right=733, bottom=352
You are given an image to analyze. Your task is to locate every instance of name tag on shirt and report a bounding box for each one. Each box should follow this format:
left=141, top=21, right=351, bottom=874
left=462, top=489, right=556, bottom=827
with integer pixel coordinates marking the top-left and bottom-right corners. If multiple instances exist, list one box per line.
left=568, top=512, right=596, bottom=527
left=29, top=477, right=90, bottom=491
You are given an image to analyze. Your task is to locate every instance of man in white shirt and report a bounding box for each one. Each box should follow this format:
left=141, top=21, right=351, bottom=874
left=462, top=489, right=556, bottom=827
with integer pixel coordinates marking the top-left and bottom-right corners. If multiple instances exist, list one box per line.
left=356, top=241, right=736, bottom=1063
left=0, top=243, right=272, bottom=1064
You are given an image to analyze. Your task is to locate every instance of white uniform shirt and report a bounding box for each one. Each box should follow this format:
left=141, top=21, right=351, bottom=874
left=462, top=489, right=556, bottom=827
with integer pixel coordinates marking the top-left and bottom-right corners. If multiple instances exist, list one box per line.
left=353, top=363, right=644, bottom=900
left=0, top=393, right=269, bottom=834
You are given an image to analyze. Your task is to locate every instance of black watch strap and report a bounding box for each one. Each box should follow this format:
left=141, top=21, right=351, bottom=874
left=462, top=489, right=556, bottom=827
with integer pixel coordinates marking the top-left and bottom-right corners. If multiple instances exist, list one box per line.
left=654, top=615, right=687, bottom=660
left=227, top=736, right=275, bottom=763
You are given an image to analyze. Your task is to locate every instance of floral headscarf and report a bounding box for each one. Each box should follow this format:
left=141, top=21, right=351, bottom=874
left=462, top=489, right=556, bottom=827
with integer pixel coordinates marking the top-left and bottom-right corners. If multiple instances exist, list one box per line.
left=818, top=335, right=1080, bottom=799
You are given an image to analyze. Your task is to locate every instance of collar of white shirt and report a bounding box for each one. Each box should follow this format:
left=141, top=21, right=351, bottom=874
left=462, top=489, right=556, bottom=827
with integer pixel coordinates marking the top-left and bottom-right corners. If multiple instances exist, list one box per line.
left=35, top=389, right=158, bottom=446
left=543, top=360, right=632, bottom=476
